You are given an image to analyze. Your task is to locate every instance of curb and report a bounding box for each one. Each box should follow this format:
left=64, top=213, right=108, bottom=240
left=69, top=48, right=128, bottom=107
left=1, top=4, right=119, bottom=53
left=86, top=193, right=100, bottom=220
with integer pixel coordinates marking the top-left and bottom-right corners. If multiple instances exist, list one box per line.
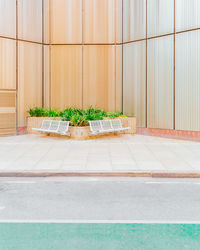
left=0, top=172, right=200, bottom=178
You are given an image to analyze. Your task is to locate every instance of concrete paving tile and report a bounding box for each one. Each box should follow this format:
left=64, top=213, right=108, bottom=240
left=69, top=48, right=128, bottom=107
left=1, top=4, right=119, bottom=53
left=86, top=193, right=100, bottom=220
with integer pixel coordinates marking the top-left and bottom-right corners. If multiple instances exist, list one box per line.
left=61, top=164, right=86, bottom=171
left=185, top=161, right=200, bottom=170
left=111, top=158, right=135, bottom=165
left=161, top=160, right=193, bottom=171
left=111, top=163, right=138, bottom=171
left=86, top=163, right=112, bottom=171
left=136, top=161, right=165, bottom=171
left=34, top=161, right=63, bottom=170
left=63, top=159, right=87, bottom=165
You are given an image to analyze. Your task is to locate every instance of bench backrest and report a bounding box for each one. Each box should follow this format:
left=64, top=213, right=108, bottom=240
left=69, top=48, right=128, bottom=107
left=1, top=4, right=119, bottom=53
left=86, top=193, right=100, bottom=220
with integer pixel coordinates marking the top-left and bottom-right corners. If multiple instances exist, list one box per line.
left=48, top=120, right=60, bottom=132
left=111, top=119, right=122, bottom=130
left=101, top=120, right=112, bottom=131
left=57, top=121, right=70, bottom=133
left=41, top=120, right=51, bottom=130
left=89, top=120, right=102, bottom=133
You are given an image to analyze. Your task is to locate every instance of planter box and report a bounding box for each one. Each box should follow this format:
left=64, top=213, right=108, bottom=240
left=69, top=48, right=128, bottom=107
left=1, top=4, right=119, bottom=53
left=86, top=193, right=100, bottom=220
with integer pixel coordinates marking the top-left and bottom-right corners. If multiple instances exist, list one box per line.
left=27, top=116, right=136, bottom=139
left=119, top=117, right=136, bottom=134
left=69, top=126, right=91, bottom=140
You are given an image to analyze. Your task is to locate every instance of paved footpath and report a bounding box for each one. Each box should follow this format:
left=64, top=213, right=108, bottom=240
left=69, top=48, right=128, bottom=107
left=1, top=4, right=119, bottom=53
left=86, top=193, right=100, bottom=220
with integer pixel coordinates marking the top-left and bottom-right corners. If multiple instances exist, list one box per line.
left=0, top=134, right=200, bottom=176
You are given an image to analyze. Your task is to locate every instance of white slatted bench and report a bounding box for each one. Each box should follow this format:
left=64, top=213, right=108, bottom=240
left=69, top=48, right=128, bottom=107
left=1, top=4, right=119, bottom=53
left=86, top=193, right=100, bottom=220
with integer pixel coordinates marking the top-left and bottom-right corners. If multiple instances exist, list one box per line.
left=32, top=120, right=70, bottom=136
left=89, top=119, right=130, bottom=135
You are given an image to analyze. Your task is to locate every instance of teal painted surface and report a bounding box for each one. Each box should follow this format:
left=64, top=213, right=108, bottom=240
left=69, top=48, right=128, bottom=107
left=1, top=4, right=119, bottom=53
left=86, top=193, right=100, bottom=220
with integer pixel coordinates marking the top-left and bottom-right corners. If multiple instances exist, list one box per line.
left=0, top=223, right=200, bottom=250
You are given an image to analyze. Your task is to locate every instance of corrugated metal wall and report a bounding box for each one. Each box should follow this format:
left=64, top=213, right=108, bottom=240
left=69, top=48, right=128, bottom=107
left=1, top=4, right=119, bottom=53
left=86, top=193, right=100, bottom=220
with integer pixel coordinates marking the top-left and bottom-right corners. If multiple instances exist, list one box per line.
left=123, top=41, right=146, bottom=127
left=147, top=36, right=174, bottom=129
left=175, top=30, right=200, bottom=131
left=123, top=0, right=200, bottom=132
left=0, top=0, right=200, bottom=133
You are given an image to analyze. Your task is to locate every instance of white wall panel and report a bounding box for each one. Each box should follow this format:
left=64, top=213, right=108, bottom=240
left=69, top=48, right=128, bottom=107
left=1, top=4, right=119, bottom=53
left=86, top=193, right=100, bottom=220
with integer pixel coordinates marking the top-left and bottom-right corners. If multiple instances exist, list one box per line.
left=147, top=35, right=174, bottom=129
left=147, top=0, right=174, bottom=37
left=123, top=0, right=146, bottom=42
left=175, top=31, right=200, bottom=131
left=123, top=41, right=146, bottom=127
left=176, top=0, right=200, bottom=32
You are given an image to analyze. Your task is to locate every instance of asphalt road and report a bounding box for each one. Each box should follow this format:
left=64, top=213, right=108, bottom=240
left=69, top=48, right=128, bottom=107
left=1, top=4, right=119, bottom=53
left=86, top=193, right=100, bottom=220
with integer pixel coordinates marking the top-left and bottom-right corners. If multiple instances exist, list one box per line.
left=0, top=177, right=200, bottom=221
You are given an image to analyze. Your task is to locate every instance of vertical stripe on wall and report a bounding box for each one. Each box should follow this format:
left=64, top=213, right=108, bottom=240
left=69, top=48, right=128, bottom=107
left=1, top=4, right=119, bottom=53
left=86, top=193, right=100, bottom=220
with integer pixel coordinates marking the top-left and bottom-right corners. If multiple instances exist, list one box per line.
left=123, top=41, right=146, bottom=127
left=175, top=30, right=200, bottom=131
left=147, top=35, right=174, bottom=129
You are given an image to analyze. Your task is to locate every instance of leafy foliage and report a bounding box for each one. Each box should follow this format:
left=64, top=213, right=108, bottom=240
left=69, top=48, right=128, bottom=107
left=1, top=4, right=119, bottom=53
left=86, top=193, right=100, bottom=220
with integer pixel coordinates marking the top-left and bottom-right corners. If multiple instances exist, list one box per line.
left=106, top=111, right=123, bottom=118
left=27, top=107, right=46, bottom=117
left=27, top=106, right=126, bottom=126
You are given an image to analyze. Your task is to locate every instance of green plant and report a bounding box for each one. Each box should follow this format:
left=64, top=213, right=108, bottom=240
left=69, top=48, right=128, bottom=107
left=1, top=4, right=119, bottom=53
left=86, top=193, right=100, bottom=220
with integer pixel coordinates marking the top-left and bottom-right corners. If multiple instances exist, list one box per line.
left=106, top=111, right=122, bottom=118
left=70, top=114, right=88, bottom=127
left=27, top=107, right=46, bottom=117
left=45, top=109, right=61, bottom=117
left=27, top=106, right=126, bottom=125
left=62, top=108, right=82, bottom=121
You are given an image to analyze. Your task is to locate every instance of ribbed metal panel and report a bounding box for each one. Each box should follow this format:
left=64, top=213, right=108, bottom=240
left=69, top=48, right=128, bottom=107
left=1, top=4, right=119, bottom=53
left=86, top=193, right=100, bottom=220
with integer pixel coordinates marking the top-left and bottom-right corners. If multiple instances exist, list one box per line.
left=147, top=0, right=174, bottom=38
left=0, top=92, right=16, bottom=108
left=0, top=113, right=16, bottom=130
left=123, top=0, right=146, bottom=42
left=175, top=30, right=200, bottom=131
left=176, top=0, right=200, bottom=32
left=0, top=0, right=16, bottom=38
left=147, top=35, right=174, bottom=129
left=0, top=38, right=16, bottom=90
left=0, top=91, right=16, bottom=133
left=18, top=0, right=42, bottom=42
left=123, top=41, right=146, bottom=127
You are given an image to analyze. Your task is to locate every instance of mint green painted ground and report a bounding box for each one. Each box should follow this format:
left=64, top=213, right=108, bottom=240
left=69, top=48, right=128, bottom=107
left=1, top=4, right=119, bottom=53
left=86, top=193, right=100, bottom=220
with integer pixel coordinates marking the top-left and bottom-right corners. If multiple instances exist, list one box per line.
left=0, top=223, right=200, bottom=250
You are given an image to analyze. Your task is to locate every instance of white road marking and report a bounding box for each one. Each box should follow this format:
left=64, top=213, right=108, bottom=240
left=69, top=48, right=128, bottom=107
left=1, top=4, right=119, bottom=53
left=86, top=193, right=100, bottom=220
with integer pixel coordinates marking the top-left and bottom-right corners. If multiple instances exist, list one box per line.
left=0, top=207, right=5, bottom=210
left=0, top=220, right=199, bottom=224
left=2, top=181, right=36, bottom=184
left=153, top=182, right=200, bottom=185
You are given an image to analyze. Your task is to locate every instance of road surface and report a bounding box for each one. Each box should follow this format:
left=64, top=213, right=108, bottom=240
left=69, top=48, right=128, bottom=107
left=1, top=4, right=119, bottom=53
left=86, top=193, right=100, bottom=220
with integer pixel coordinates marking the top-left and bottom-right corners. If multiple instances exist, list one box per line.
left=0, top=177, right=200, bottom=222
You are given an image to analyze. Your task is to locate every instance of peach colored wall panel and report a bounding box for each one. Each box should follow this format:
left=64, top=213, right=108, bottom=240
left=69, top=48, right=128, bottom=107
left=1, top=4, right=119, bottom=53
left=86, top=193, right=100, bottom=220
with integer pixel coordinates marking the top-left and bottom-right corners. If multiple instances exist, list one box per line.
left=18, top=42, right=42, bottom=127
left=18, top=0, right=42, bottom=42
left=83, top=0, right=116, bottom=44
left=43, top=0, right=50, bottom=44
left=44, top=45, right=50, bottom=108
left=83, top=45, right=116, bottom=111
left=50, top=0, right=82, bottom=44
left=0, top=0, right=16, bottom=38
left=0, top=38, right=16, bottom=90
left=115, top=0, right=123, bottom=43
left=115, top=45, right=122, bottom=111
left=51, top=45, right=82, bottom=109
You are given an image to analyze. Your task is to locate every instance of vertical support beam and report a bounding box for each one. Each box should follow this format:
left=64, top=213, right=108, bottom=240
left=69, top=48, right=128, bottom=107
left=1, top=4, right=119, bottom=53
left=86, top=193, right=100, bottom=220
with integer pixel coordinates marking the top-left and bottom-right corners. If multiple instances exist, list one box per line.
left=82, top=0, right=84, bottom=109
left=42, top=0, right=44, bottom=107
left=49, top=0, right=51, bottom=109
left=145, top=0, right=148, bottom=128
left=122, top=0, right=124, bottom=113
left=16, top=0, right=18, bottom=134
left=173, top=0, right=176, bottom=130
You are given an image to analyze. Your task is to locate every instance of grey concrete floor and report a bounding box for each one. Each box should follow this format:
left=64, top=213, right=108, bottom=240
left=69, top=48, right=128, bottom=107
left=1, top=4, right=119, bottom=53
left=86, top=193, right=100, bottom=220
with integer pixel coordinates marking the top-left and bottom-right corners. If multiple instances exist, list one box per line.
left=1, top=134, right=200, bottom=173
left=0, top=177, right=200, bottom=222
